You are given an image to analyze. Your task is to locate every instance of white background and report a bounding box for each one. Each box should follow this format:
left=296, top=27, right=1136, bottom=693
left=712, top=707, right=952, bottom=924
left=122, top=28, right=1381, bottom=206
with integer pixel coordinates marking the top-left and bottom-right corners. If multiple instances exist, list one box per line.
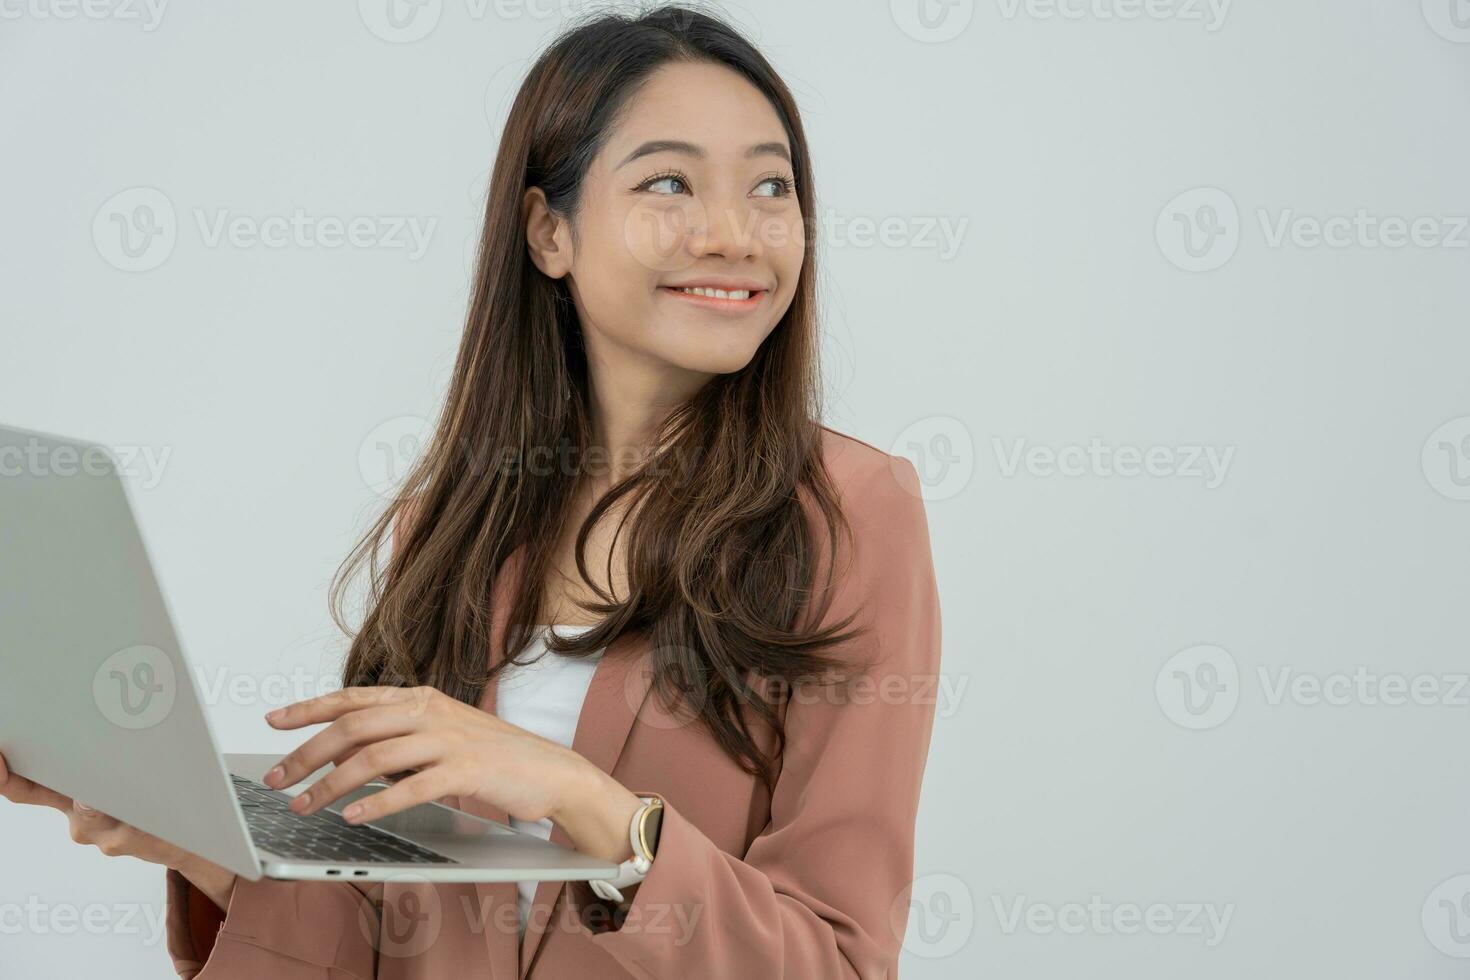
left=3, top=0, right=1470, bottom=976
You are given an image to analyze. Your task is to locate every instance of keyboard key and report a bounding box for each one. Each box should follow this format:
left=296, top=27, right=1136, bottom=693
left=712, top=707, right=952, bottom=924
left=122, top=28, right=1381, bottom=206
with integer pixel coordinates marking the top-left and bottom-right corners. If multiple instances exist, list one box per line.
left=229, top=775, right=457, bottom=864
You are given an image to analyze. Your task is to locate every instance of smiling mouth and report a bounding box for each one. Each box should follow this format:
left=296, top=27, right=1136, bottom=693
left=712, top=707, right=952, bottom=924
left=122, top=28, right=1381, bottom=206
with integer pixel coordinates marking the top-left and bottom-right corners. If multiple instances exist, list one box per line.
left=659, top=285, right=768, bottom=312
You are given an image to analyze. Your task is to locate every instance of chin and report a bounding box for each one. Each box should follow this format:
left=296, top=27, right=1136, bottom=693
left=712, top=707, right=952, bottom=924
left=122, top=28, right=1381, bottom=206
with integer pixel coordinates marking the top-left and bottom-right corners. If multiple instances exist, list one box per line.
left=667, top=344, right=762, bottom=376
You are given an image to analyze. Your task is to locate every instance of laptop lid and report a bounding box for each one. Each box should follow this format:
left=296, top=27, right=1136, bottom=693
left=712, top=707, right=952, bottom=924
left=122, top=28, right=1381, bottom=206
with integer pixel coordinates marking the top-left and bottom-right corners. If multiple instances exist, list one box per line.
left=0, top=423, right=262, bottom=880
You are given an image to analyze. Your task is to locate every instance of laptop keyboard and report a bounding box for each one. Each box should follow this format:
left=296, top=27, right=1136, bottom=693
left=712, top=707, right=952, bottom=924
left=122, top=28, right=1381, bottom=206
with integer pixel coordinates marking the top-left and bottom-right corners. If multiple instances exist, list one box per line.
left=231, top=774, right=458, bottom=865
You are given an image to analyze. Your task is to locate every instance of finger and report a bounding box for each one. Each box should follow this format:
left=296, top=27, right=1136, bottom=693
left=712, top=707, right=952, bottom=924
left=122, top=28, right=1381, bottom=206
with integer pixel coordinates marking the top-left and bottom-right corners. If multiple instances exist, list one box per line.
left=67, top=816, right=96, bottom=846
left=265, top=704, right=425, bottom=791
left=90, top=827, right=137, bottom=859
left=73, top=817, right=125, bottom=851
left=330, top=747, right=412, bottom=785
left=265, top=686, right=436, bottom=731
left=69, top=818, right=128, bottom=855
left=293, top=735, right=441, bottom=816
left=339, top=767, right=455, bottom=826
left=67, top=810, right=116, bottom=846
left=0, top=755, right=74, bottom=812
left=72, top=801, right=119, bottom=830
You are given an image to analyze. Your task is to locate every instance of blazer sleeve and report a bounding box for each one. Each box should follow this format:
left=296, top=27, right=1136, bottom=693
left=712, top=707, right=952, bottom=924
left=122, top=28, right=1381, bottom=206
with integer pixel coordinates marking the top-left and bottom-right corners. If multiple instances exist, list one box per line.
left=562, top=454, right=944, bottom=979
left=164, top=871, right=380, bottom=979
left=159, top=502, right=430, bottom=978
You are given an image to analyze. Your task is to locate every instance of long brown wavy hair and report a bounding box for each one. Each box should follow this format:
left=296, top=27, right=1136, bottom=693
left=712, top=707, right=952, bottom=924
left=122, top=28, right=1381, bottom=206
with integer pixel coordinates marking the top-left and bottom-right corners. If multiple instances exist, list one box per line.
left=330, top=5, right=869, bottom=793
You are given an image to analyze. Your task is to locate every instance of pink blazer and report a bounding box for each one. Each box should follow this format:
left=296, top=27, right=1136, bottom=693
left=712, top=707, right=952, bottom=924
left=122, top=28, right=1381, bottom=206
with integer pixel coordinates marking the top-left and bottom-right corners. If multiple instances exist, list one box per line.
left=164, top=427, right=943, bottom=979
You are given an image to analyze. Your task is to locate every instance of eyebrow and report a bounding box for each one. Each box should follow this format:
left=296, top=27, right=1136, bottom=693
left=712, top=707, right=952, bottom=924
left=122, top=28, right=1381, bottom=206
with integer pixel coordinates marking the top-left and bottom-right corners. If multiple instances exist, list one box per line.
left=616, top=139, right=791, bottom=169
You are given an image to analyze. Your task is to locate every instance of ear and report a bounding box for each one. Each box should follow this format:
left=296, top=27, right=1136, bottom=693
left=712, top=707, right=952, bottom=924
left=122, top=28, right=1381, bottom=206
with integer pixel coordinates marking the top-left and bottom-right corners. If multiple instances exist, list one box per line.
left=524, top=186, right=573, bottom=279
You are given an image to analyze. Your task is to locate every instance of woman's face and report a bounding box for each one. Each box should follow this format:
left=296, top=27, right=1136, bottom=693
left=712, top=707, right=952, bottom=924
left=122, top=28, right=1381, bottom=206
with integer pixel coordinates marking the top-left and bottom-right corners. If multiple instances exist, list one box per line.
left=525, top=60, right=805, bottom=391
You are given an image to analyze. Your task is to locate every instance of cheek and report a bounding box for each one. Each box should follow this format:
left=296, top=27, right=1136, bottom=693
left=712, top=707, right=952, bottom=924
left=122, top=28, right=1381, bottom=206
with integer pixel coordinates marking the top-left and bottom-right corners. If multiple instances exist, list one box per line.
left=575, top=211, right=657, bottom=304
left=622, top=200, right=706, bottom=277
left=763, top=209, right=806, bottom=284
left=567, top=207, right=672, bottom=342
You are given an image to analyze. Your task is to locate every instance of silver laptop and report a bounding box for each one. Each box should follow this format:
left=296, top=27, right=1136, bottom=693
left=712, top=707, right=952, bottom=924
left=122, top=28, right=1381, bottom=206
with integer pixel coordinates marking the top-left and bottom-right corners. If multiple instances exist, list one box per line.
left=0, top=423, right=620, bottom=885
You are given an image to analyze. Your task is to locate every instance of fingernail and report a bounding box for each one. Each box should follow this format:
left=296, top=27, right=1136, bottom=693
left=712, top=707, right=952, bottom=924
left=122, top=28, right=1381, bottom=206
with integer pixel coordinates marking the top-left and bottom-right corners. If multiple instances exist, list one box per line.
left=265, top=708, right=285, bottom=722
left=343, top=804, right=362, bottom=821
left=293, top=791, right=311, bottom=811
left=265, top=766, right=285, bottom=787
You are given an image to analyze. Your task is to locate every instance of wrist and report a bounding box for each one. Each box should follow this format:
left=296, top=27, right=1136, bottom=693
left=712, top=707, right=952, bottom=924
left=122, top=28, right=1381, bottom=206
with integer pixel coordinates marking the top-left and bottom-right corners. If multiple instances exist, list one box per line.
left=551, top=763, right=641, bottom=864
left=176, top=858, right=237, bottom=912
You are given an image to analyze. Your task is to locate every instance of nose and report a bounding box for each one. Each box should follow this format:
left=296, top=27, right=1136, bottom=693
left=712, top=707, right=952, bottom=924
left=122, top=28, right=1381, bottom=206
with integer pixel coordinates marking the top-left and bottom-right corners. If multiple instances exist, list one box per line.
left=689, top=194, right=761, bottom=263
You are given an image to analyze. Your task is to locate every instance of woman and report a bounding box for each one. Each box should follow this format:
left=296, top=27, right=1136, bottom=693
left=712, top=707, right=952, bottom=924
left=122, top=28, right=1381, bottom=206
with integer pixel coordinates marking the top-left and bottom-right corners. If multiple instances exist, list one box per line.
left=0, top=6, right=942, bottom=977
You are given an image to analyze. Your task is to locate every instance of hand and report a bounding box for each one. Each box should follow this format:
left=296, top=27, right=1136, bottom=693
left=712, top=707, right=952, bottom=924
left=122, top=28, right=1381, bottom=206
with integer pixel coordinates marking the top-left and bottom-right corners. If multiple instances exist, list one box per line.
left=263, top=686, right=643, bottom=863
left=0, top=752, right=238, bottom=911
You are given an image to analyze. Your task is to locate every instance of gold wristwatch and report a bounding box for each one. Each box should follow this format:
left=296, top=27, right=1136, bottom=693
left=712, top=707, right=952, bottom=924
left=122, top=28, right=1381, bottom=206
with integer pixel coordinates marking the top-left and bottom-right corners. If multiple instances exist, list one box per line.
left=589, top=795, right=664, bottom=902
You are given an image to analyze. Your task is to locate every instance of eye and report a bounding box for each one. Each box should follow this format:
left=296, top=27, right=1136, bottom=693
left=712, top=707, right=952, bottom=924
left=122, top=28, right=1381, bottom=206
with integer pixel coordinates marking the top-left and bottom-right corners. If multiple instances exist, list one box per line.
left=634, top=170, right=690, bottom=195
left=753, top=173, right=796, bottom=198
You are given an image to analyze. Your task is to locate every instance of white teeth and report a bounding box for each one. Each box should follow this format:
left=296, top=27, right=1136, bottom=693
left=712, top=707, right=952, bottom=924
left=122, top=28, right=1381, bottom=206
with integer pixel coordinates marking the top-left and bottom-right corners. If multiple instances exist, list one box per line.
left=675, top=286, right=753, bottom=300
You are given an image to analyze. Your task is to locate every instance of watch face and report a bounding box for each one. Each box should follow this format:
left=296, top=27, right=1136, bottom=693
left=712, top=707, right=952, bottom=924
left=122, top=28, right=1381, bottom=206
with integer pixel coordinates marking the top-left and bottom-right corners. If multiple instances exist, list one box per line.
left=644, top=806, right=663, bottom=855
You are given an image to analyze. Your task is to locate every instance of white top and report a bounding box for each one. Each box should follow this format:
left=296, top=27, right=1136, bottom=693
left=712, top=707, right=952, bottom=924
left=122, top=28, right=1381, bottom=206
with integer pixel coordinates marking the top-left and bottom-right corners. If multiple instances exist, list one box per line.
left=494, top=624, right=605, bottom=936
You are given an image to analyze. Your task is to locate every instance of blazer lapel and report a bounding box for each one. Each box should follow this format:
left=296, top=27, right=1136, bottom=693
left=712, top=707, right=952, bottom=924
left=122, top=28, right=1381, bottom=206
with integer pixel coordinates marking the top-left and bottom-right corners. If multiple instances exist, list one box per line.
left=451, top=543, right=657, bottom=980
left=517, top=625, right=655, bottom=978
left=457, top=544, right=523, bottom=980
